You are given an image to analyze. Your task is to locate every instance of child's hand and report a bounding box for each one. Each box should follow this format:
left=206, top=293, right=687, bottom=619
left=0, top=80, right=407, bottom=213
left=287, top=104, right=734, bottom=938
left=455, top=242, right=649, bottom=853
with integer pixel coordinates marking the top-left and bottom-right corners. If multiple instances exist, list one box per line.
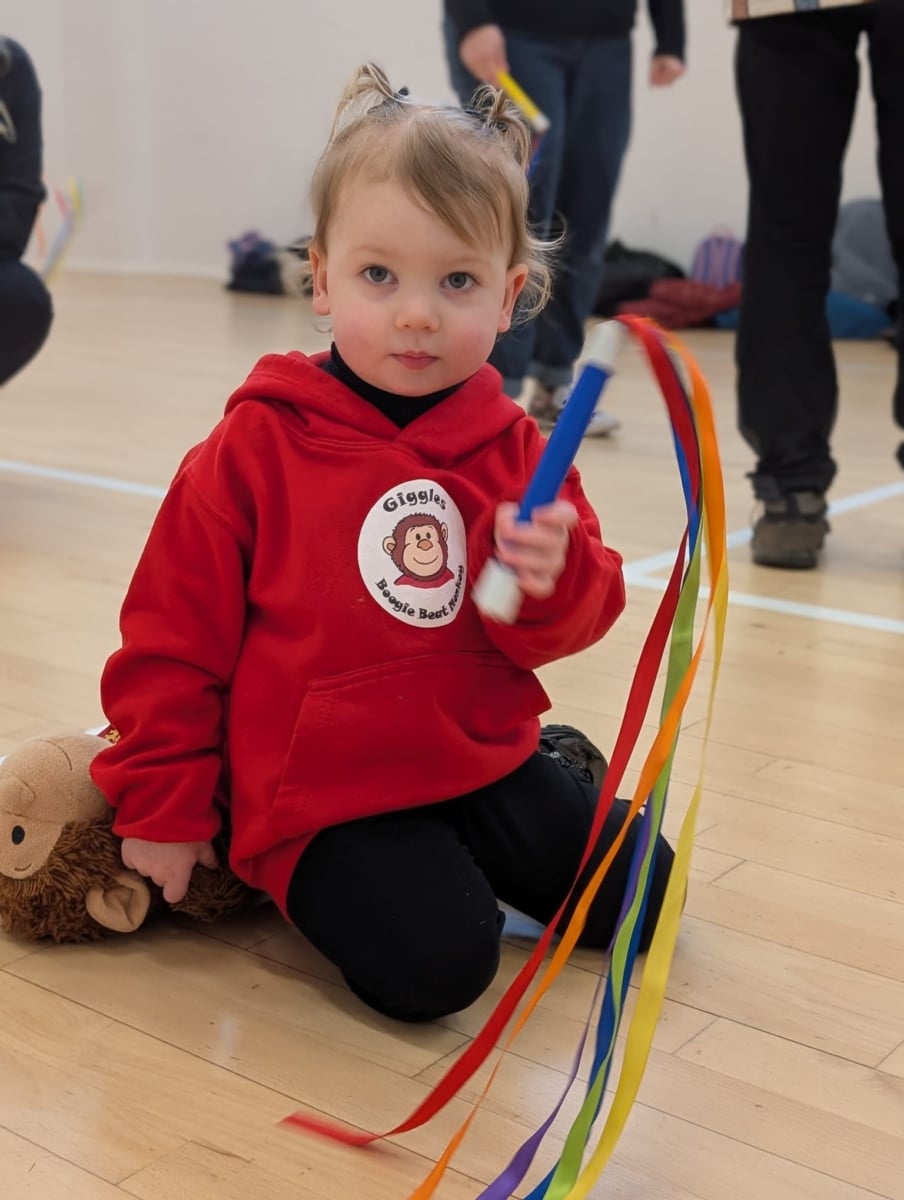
left=494, top=500, right=579, bottom=600
left=121, top=837, right=218, bottom=904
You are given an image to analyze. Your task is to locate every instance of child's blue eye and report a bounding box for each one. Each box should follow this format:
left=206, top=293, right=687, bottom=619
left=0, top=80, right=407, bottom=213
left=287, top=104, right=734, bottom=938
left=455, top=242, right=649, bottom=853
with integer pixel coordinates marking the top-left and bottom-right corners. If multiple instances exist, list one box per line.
left=446, top=272, right=474, bottom=291
left=364, top=266, right=391, bottom=284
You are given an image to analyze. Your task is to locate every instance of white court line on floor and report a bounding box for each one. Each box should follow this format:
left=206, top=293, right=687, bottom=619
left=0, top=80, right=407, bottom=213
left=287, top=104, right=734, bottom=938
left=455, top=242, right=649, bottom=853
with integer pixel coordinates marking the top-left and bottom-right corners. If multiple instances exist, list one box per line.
left=622, top=477, right=904, bottom=635
left=625, top=574, right=904, bottom=636
left=624, top=478, right=904, bottom=576
left=0, top=458, right=166, bottom=499
left=2, top=458, right=902, bottom=635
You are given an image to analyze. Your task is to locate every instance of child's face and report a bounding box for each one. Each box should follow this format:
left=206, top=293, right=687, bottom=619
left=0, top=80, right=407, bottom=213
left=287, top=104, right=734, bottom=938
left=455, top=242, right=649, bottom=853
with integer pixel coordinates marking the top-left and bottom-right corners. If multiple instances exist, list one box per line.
left=309, top=177, right=528, bottom=395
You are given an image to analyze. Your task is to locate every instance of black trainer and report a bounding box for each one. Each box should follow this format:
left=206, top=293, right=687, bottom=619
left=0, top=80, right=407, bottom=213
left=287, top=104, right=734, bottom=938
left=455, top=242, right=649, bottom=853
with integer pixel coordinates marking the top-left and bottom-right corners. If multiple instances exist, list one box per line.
left=538, top=724, right=608, bottom=789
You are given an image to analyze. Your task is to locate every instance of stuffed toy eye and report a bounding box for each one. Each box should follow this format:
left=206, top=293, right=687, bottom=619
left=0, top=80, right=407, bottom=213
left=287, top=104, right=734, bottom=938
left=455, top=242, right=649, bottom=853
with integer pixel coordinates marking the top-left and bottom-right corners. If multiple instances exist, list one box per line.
left=11, top=826, right=25, bottom=845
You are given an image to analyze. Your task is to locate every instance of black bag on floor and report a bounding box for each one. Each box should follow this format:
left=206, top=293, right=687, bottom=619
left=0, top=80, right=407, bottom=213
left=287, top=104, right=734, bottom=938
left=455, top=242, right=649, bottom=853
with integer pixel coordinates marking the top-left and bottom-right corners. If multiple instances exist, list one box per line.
left=225, top=231, right=315, bottom=297
left=593, top=239, right=685, bottom=317
left=226, top=231, right=284, bottom=295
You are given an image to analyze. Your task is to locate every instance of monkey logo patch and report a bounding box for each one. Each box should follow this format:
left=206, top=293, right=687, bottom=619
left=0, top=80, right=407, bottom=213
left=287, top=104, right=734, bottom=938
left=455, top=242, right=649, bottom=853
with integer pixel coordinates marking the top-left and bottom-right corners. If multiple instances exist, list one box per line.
left=358, top=479, right=467, bottom=627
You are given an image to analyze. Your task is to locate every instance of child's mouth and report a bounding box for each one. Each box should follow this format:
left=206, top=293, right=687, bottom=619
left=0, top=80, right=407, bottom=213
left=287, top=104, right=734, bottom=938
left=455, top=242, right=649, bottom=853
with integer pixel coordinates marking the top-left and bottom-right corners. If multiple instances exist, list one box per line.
left=394, top=353, right=438, bottom=371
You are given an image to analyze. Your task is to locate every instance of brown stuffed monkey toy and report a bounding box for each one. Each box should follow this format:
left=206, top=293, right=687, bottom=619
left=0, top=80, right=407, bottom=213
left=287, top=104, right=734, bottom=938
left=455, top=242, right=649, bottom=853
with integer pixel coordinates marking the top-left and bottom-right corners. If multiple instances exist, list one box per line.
left=0, top=734, right=251, bottom=943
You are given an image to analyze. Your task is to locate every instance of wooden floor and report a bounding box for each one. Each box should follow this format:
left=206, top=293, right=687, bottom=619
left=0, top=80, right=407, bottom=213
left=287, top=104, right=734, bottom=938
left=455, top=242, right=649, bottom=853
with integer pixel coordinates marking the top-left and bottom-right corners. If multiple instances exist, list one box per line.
left=2, top=273, right=903, bottom=1199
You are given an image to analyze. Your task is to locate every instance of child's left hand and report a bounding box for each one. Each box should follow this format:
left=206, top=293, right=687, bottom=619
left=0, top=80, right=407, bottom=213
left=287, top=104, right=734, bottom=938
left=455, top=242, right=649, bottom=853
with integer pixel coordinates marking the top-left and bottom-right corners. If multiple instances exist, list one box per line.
left=493, top=500, right=579, bottom=600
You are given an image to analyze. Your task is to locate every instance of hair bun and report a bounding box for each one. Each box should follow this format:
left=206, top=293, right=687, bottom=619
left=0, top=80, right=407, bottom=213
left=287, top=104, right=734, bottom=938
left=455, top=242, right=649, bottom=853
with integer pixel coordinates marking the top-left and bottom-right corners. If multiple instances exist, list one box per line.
left=466, top=85, right=533, bottom=172
left=331, top=63, right=406, bottom=137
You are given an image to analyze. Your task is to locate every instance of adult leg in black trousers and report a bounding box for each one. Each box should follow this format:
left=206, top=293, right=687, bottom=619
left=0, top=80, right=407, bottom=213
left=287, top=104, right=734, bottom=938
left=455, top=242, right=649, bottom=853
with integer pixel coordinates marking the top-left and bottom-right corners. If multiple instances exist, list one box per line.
left=735, top=11, right=864, bottom=565
left=866, top=4, right=904, bottom=439
left=0, top=259, right=52, bottom=385
left=286, top=753, right=672, bottom=1022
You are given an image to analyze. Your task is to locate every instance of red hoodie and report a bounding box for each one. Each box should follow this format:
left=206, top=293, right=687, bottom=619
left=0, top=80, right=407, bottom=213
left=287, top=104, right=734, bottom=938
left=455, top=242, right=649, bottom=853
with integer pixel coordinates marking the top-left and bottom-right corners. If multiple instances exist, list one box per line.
left=90, top=352, right=625, bottom=915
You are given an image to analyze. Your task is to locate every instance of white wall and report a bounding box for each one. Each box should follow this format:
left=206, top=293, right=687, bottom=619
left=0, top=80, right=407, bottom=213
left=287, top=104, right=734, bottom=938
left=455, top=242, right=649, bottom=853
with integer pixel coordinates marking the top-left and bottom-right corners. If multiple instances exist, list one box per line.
left=4, top=0, right=881, bottom=277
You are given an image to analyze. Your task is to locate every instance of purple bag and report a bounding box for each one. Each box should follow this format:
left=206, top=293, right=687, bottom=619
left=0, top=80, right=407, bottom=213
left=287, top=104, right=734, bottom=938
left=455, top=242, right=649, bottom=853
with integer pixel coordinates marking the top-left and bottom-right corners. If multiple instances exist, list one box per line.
left=691, top=227, right=745, bottom=288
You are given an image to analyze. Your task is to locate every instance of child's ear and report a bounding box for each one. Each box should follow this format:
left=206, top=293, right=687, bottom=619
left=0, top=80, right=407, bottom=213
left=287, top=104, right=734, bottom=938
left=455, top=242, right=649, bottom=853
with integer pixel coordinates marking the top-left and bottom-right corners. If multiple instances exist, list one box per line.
left=498, top=264, right=529, bottom=334
left=308, top=245, right=330, bottom=316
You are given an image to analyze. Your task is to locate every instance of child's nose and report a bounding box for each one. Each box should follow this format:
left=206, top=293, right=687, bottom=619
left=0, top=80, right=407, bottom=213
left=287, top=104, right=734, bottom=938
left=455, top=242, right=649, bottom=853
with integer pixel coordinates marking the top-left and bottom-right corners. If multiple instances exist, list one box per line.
left=395, top=290, right=439, bottom=331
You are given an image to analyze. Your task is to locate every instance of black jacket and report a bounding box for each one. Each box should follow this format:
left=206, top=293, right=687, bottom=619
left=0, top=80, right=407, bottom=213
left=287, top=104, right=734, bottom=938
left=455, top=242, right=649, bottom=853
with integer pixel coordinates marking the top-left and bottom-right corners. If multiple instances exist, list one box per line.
left=0, top=37, right=45, bottom=261
left=445, top=0, right=685, bottom=60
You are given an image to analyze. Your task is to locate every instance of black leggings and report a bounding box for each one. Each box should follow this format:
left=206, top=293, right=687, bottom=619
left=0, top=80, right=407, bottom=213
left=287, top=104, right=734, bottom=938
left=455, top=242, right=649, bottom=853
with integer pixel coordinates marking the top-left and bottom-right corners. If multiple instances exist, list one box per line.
left=286, top=752, right=674, bottom=1022
left=0, top=259, right=52, bottom=386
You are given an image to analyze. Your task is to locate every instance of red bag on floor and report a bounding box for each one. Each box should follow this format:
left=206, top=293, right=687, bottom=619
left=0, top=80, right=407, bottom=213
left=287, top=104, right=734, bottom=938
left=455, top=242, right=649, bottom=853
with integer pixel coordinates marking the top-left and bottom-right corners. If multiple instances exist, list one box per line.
left=618, top=278, right=742, bottom=329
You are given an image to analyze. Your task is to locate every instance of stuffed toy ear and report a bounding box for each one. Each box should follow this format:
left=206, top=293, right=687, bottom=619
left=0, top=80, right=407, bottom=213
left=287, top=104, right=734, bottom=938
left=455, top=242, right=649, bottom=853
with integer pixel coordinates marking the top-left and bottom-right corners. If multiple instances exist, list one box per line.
left=85, top=870, right=152, bottom=934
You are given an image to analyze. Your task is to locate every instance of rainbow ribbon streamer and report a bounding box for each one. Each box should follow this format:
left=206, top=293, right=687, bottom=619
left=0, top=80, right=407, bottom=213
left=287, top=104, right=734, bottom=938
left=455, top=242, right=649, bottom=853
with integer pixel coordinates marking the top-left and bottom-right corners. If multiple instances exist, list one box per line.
left=283, top=316, right=728, bottom=1199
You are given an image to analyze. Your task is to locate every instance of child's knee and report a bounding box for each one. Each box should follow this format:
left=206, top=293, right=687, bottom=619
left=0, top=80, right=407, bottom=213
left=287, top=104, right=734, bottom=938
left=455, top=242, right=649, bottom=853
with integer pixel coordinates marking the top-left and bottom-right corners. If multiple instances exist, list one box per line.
left=570, top=802, right=677, bottom=952
left=345, top=917, right=502, bottom=1023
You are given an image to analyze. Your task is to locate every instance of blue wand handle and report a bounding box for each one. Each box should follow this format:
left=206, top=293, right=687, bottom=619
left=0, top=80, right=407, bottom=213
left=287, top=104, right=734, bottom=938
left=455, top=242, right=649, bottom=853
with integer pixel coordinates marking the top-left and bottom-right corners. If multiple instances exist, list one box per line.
left=473, top=321, right=625, bottom=623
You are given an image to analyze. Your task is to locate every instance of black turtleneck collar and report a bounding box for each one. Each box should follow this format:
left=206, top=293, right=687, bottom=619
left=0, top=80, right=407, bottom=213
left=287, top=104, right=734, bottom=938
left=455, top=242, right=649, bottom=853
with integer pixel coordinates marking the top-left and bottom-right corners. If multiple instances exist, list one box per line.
left=319, top=344, right=464, bottom=428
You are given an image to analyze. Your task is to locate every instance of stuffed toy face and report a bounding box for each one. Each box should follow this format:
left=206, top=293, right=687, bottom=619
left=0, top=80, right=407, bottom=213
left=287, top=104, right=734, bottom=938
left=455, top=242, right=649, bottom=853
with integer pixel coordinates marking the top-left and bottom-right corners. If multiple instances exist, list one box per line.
left=0, top=735, right=153, bottom=941
left=1, top=738, right=105, bottom=875
left=0, top=733, right=253, bottom=943
left=2, top=791, right=70, bottom=880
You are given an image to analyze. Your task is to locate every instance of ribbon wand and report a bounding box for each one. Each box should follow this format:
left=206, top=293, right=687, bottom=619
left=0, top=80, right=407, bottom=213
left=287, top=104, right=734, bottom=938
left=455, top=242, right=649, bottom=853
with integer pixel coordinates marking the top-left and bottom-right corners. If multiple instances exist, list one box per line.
left=473, top=320, right=625, bottom=623
left=496, top=70, right=551, bottom=135
left=495, top=71, right=549, bottom=176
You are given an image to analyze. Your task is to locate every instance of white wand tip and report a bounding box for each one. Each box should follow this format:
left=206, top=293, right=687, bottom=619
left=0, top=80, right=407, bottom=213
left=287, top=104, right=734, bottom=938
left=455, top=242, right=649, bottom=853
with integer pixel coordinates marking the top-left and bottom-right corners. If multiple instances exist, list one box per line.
left=583, top=321, right=625, bottom=373
left=472, top=560, right=522, bottom=624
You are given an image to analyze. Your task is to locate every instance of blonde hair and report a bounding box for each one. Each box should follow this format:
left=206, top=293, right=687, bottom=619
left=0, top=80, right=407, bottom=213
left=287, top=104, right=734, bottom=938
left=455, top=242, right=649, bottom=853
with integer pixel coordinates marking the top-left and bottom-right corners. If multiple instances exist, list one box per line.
left=308, top=63, right=554, bottom=321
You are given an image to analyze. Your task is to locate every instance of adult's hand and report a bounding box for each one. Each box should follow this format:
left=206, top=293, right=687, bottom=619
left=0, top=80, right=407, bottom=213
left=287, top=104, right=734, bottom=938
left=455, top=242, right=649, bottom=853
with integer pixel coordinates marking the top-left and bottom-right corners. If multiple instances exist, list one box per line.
left=650, top=55, right=686, bottom=87
left=460, top=24, right=510, bottom=86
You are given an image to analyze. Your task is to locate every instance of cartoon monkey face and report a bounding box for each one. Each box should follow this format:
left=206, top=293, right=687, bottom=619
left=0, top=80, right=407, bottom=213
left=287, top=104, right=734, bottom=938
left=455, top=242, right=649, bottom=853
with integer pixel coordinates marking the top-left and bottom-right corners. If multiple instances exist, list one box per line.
left=383, top=513, right=450, bottom=583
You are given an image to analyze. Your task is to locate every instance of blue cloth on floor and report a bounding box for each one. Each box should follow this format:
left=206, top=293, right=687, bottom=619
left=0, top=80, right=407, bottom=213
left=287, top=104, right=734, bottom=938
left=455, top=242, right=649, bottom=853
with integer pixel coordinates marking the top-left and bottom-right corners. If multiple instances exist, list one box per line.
left=715, top=290, right=894, bottom=340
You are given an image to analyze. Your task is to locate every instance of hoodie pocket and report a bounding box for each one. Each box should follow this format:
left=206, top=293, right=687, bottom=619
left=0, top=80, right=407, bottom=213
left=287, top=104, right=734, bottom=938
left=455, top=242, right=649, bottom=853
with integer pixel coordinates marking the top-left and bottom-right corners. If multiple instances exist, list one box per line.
left=273, top=651, right=549, bottom=830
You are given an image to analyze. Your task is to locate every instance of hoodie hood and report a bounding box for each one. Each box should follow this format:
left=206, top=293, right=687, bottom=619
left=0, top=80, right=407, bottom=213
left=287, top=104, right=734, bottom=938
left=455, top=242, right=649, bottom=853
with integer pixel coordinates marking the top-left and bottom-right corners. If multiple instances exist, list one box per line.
left=224, top=351, right=527, bottom=468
